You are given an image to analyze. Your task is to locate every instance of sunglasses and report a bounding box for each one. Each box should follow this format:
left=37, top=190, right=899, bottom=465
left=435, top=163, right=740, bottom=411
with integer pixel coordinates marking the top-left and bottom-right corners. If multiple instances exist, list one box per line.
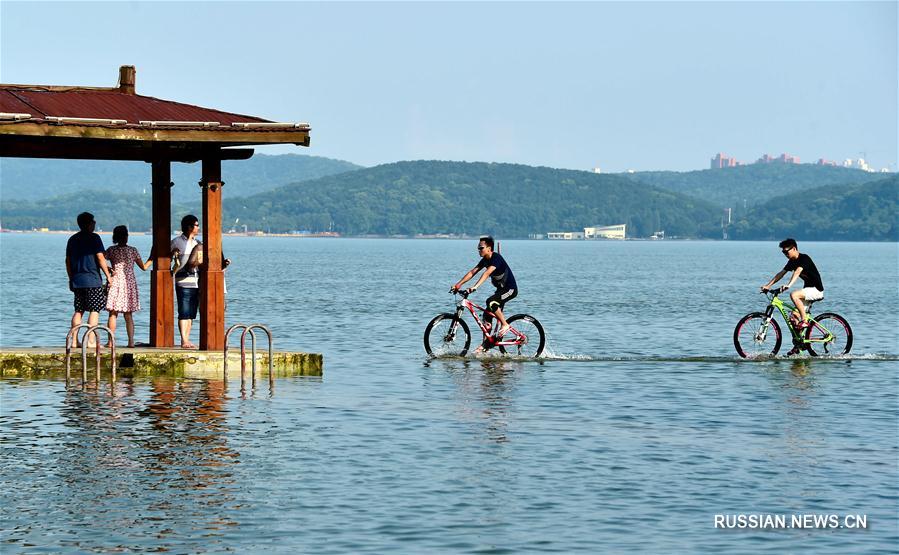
left=477, top=246, right=486, bottom=251
left=781, top=248, right=793, bottom=254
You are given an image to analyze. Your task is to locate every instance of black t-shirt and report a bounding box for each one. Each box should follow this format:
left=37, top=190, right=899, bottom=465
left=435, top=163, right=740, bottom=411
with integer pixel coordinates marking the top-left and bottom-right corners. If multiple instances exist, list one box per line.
left=477, top=252, right=517, bottom=290
left=65, top=231, right=105, bottom=288
left=783, top=253, right=824, bottom=291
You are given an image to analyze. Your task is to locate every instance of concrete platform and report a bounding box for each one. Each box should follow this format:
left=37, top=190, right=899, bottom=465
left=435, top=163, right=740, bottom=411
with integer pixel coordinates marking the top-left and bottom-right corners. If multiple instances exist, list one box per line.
left=0, top=347, right=322, bottom=379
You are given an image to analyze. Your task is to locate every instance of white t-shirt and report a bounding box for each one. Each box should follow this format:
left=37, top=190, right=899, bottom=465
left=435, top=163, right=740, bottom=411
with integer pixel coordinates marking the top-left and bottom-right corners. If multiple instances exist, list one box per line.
left=170, top=234, right=199, bottom=288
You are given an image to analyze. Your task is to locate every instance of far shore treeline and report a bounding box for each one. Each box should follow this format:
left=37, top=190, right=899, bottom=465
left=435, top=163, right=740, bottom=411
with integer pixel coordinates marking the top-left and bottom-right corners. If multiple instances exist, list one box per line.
left=1, top=155, right=895, bottom=240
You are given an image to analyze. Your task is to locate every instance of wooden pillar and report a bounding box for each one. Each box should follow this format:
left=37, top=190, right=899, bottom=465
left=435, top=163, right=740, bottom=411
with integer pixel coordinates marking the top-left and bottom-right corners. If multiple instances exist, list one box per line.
left=149, top=160, right=174, bottom=347
left=199, top=157, right=225, bottom=351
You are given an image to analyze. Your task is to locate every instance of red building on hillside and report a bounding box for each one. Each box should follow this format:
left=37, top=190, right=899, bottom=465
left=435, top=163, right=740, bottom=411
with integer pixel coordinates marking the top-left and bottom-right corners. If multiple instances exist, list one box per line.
left=710, top=152, right=740, bottom=169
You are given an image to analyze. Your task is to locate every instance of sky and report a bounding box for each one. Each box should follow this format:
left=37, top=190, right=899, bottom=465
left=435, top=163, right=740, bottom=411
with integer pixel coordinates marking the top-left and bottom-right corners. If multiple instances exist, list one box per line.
left=1, top=1, right=896, bottom=172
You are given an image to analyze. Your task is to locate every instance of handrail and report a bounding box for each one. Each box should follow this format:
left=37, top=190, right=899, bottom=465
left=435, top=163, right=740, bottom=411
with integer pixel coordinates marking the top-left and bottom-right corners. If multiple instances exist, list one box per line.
left=66, top=324, right=116, bottom=386
left=224, top=323, right=274, bottom=390
left=224, top=324, right=247, bottom=384
left=242, top=324, right=274, bottom=389
left=65, top=324, right=93, bottom=386
left=82, top=325, right=116, bottom=384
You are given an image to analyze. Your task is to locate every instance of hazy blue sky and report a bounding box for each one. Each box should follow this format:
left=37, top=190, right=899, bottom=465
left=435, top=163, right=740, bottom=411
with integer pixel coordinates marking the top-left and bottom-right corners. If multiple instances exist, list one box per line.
left=1, top=1, right=896, bottom=172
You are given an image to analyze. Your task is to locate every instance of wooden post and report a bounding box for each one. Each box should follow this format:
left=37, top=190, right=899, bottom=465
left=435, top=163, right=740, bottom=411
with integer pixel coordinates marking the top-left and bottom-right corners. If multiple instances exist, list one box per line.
left=199, top=156, right=225, bottom=351
left=150, top=160, right=174, bottom=347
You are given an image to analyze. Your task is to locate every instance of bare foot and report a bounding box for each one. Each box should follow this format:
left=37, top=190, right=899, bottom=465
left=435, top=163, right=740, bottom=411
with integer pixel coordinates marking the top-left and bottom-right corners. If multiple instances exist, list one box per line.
left=181, top=342, right=197, bottom=349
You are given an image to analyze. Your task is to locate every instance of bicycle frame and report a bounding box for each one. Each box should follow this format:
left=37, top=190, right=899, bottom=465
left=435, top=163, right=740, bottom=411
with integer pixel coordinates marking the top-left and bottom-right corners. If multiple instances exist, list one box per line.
left=453, top=295, right=527, bottom=348
left=765, top=293, right=835, bottom=346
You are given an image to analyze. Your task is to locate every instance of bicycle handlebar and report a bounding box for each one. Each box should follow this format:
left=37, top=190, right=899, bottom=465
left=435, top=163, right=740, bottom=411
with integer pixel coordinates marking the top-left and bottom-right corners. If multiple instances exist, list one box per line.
left=761, top=286, right=788, bottom=297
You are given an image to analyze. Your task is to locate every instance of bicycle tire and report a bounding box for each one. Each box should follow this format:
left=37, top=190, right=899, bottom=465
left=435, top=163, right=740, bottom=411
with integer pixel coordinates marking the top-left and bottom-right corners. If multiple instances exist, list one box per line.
left=734, top=312, right=782, bottom=358
left=805, top=313, right=853, bottom=356
left=501, top=314, right=546, bottom=358
left=424, top=314, right=471, bottom=357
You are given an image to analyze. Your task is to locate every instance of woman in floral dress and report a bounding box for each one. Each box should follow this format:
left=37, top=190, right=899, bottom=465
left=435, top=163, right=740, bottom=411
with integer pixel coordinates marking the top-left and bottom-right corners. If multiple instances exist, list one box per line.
left=105, top=226, right=152, bottom=347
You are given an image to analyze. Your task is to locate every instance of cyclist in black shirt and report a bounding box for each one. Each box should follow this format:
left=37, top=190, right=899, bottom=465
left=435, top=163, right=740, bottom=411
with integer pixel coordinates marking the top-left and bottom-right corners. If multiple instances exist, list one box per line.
left=761, top=238, right=824, bottom=333
left=451, top=236, right=517, bottom=339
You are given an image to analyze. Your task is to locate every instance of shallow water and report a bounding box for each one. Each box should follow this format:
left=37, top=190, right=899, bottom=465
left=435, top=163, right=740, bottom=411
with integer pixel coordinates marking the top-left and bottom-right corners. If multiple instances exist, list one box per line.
left=1, top=236, right=897, bottom=553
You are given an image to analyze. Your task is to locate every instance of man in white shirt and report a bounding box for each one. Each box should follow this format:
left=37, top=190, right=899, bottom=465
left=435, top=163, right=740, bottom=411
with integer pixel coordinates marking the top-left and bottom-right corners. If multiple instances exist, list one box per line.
left=171, top=215, right=201, bottom=348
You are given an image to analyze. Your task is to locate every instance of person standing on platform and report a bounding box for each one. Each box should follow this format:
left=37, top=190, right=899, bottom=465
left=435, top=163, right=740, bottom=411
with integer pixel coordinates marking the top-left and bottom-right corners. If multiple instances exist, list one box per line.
left=105, top=225, right=153, bottom=347
left=171, top=215, right=201, bottom=349
left=66, top=212, right=113, bottom=348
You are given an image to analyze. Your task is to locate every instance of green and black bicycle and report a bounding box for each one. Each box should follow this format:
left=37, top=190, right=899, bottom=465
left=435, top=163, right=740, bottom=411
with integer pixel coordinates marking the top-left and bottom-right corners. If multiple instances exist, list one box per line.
left=733, top=287, right=853, bottom=358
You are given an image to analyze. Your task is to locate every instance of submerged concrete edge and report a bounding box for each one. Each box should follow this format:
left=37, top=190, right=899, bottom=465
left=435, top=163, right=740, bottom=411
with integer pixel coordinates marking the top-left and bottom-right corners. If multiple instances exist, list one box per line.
left=0, top=348, right=323, bottom=379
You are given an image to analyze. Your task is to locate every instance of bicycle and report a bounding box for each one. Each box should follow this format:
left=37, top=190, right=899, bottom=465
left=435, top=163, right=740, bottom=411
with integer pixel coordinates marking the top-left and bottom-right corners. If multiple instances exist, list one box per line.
left=423, top=290, right=545, bottom=357
left=733, top=287, right=853, bottom=358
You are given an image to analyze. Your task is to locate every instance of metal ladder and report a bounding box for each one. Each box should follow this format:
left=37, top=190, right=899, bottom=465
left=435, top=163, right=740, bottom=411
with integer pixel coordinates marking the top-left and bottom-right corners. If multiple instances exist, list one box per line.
left=224, top=324, right=273, bottom=390
left=65, top=324, right=117, bottom=387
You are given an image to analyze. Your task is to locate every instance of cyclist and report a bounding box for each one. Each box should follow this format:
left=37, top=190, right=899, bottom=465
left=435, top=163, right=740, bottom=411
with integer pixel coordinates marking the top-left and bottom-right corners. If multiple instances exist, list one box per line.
left=760, top=238, right=824, bottom=352
left=450, top=236, right=517, bottom=343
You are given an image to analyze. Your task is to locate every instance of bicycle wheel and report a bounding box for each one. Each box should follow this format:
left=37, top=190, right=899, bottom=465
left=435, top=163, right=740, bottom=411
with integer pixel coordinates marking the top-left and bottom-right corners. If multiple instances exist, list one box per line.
left=502, top=314, right=546, bottom=358
left=805, top=313, right=853, bottom=356
left=424, top=314, right=471, bottom=357
left=734, top=312, right=782, bottom=358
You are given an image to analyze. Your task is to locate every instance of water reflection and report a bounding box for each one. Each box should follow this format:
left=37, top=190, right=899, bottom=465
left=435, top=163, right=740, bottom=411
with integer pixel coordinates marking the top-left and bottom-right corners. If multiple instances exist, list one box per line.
left=427, top=357, right=531, bottom=444
left=759, top=359, right=851, bottom=496
left=52, top=378, right=242, bottom=550
left=142, top=378, right=237, bottom=504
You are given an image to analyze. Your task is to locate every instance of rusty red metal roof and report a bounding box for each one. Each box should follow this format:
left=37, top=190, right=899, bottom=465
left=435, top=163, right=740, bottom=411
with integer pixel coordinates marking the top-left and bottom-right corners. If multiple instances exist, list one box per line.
left=1, top=67, right=310, bottom=159
left=0, top=86, right=270, bottom=125
left=0, top=90, right=36, bottom=115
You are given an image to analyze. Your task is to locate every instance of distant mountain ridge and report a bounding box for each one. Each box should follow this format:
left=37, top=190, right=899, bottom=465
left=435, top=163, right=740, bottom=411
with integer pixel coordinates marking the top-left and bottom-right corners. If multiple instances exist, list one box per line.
left=0, top=153, right=361, bottom=202
left=626, top=164, right=878, bottom=211
left=224, top=160, right=722, bottom=238
left=1, top=159, right=894, bottom=240
left=730, top=175, right=898, bottom=241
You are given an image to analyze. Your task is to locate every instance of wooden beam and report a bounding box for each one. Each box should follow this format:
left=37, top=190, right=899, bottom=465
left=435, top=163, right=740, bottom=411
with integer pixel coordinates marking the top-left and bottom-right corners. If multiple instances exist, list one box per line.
left=149, top=161, right=175, bottom=347
left=0, top=121, right=309, bottom=146
left=199, top=157, right=225, bottom=351
left=0, top=136, right=255, bottom=162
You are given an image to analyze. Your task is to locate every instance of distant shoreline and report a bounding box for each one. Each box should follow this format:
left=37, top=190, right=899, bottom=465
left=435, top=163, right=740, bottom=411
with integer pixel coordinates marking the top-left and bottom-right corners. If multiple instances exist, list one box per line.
left=1, top=229, right=895, bottom=242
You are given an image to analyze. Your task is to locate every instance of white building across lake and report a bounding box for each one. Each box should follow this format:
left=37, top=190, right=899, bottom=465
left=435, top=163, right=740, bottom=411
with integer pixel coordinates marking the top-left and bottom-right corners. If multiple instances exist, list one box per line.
left=547, top=231, right=585, bottom=240
left=584, top=224, right=626, bottom=239
left=548, top=224, right=626, bottom=240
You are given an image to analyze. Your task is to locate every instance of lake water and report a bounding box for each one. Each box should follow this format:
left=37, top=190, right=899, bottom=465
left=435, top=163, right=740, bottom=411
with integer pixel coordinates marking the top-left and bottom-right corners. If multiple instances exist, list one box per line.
left=1, top=235, right=897, bottom=553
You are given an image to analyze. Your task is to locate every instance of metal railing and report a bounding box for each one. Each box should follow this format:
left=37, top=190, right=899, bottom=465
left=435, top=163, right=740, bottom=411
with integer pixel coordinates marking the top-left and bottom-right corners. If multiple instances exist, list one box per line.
left=224, top=323, right=273, bottom=390
left=65, top=324, right=116, bottom=386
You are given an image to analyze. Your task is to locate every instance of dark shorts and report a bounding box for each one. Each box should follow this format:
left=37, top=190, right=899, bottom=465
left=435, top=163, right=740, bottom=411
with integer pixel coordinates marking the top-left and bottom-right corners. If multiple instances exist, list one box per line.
left=484, top=288, right=517, bottom=321
left=73, top=286, right=107, bottom=313
left=176, top=286, right=199, bottom=320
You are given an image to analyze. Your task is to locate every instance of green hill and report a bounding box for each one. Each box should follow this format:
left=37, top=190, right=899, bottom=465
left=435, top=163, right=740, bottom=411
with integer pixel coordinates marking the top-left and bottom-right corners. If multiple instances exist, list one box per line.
left=0, top=153, right=361, bottom=202
left=4, top=161, right=893, bottom=240
left=626, top=164, right=878, bottom=211
left=728, top=175, right=898, bottom=241
left=0, top=190, right=194, bottom=232
left=223, top=161, right=722, bottom=238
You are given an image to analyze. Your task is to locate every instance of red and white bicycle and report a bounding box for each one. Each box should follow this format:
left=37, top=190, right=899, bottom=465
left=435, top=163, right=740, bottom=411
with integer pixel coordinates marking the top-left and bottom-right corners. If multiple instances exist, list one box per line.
left=424, top=290, right=545, bottom=357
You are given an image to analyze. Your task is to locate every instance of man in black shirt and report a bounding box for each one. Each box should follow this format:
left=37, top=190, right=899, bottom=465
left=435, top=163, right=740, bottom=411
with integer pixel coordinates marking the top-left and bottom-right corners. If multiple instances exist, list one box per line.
left=66, top=212, right=113, bottom=348
left=451, top=236, right=517, bottom=340
left=761, top=238, right=824, bottom=333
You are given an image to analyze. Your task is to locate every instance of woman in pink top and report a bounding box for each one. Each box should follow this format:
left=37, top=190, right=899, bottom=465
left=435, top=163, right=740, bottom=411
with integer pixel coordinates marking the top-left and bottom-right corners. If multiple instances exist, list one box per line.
left=105, top=226, right=152, bottom=347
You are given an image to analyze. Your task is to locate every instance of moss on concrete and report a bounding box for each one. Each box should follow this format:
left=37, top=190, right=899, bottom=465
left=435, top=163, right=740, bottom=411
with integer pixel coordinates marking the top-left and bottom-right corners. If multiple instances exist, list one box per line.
left=0, top=348, right=322, bottom=379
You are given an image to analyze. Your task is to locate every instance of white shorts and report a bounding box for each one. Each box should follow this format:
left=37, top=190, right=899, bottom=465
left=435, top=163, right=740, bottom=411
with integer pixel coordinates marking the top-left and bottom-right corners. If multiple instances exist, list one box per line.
left=799, top=287, right=824, bottom=302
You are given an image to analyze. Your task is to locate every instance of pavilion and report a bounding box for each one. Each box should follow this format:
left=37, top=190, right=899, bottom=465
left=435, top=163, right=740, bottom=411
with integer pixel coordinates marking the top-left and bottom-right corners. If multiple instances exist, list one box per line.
left=0, top=66, right=311, bottom=350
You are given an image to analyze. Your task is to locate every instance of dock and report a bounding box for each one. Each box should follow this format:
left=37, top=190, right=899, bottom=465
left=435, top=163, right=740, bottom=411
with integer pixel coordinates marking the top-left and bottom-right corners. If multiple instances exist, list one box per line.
left=0, top=347, right=322, bottom=379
